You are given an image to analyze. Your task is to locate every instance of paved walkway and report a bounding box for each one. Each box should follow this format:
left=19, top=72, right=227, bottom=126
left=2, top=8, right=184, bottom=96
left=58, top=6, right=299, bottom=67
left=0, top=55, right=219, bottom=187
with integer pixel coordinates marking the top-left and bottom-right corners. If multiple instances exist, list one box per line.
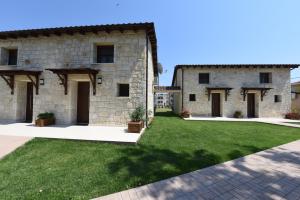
left=94, top=140, right=300, bottom=200
left=0, top=135, right=32, bottom=159
left=186, top=117, right=300, bottom=128
left=0, top=123, right=144, bottom=143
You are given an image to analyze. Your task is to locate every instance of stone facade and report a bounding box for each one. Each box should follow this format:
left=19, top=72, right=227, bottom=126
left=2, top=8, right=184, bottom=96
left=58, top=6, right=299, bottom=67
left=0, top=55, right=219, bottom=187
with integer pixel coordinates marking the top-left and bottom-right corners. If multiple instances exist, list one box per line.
left=292, top=82, right=300, bottom=113
left=173, top=67, right=292, bottom=118
left=0, top=30, right=155, bottom=126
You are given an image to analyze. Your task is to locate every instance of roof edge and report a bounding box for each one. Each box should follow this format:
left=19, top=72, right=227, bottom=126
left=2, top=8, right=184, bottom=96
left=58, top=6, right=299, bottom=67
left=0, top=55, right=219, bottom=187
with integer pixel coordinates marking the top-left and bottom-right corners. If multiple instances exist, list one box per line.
left=172, top=64, right=300, bottom=86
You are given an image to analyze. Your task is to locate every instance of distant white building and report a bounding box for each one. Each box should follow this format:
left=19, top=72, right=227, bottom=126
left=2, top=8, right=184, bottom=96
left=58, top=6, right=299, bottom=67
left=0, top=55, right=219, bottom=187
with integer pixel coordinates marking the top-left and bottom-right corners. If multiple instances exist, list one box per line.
left=155, top=93, right=171, bottom=108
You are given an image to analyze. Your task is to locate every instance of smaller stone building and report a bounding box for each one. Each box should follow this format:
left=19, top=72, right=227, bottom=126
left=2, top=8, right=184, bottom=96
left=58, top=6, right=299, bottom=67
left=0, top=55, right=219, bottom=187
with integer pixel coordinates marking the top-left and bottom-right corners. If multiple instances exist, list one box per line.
left=292, top=81, right=300, bottom=113
left=172, top=64, right=299, bottom=118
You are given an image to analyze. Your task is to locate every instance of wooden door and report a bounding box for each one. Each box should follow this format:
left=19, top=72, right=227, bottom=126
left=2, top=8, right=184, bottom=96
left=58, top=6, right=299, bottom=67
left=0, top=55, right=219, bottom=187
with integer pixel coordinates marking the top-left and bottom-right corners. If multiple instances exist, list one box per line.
left=26, top=82, right=33, bottom=122
left=77, top=82, right=90, bottom=125
left=247, top=93, right=255, bottom=118
left=211, top=93, right=221, bottom=117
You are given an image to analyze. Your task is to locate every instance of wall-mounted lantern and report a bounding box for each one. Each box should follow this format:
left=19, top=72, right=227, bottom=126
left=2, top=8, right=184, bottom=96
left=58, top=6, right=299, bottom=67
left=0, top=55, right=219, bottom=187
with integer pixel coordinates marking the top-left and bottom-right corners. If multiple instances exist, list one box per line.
left=97, top=76, right=102, bottom=84
left=40, top=78, right=45, bottom=85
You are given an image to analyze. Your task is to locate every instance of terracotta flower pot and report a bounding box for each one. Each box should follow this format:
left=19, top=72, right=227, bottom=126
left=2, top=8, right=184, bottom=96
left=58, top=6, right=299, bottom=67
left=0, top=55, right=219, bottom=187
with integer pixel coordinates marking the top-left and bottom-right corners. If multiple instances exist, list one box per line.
left=35, top=118, right=55, bottom=127
left=128, top=121, right=143, bottom=133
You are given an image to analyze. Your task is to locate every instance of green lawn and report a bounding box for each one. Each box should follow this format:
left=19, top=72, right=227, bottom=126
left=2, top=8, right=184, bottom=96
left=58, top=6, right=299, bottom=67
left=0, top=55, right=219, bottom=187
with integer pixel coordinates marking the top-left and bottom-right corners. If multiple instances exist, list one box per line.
left=1, top=111, right=300, bottom=199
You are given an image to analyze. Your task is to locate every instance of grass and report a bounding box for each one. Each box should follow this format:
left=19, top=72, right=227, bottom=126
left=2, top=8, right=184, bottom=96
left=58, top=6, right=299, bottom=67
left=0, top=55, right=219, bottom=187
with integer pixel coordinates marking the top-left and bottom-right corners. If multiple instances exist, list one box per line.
left=1, top=110, right=300, bottom=199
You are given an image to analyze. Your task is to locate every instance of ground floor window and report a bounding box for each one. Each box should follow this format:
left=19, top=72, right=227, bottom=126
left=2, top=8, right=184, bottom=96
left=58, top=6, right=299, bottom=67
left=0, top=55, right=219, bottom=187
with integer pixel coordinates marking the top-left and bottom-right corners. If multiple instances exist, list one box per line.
left=274, top=95, right=282, bottom=103
left=189, top=94, right=196, bottom=101
left=118, top=84, right=129, bottom=97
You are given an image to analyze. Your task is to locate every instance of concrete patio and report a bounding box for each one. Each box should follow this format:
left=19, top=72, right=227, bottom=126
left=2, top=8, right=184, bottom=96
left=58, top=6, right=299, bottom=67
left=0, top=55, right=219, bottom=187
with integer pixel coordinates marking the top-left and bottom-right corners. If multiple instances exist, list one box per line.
left=0, top=123, right=143, bottom=143
left=94, top=140, right=300, bottom=200
left=0, top=135, right=32, bottom=159
left=186, top=117, right=300, bottom=128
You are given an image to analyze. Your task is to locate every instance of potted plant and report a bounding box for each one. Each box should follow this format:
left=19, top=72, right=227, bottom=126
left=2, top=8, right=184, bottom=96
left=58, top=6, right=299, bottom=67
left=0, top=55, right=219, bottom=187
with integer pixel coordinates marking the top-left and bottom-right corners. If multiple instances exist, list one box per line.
left=285, top=112, right=300, bottom=120
left=180, top=109, right=191, bottom=118
left=233, top=111, right=243, bottom=118
left=128, top=105, right=145, bottom=133
left=35, top=112, right=55, bottom=127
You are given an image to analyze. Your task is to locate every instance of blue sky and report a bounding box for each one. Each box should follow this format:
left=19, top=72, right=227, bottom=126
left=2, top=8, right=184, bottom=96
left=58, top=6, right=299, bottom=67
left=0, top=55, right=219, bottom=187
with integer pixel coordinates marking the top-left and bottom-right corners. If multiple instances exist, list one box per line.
left=0, top=0, right=300, bottom=85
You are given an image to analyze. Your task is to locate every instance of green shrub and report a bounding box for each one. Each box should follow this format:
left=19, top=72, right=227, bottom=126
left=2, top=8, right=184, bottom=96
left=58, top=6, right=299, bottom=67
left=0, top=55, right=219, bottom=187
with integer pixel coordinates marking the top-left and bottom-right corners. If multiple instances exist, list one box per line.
left=233, top=111, right=243, bottom=118
left=37, top=112, right=55, bottom=120
left=130, top=105, right=145, bottom=122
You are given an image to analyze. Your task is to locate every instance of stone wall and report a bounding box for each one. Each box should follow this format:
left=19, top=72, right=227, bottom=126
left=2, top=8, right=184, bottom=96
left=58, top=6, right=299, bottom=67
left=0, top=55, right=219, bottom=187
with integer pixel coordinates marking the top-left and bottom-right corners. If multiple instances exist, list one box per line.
left=0, top=30, right=155, bottom=126
left=173, top=67, right=291, bottom=118
left=292, top=84, right=300, bottom=113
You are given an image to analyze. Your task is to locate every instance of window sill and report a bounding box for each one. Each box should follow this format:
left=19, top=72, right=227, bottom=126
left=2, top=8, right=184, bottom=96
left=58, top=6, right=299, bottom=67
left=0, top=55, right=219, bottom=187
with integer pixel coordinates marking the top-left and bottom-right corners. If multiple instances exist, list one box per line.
left=91, top=63, right=115, bottom=65
left=117, top=96, right=130, bottom=98
left=0, top=65, right=17, bottom=67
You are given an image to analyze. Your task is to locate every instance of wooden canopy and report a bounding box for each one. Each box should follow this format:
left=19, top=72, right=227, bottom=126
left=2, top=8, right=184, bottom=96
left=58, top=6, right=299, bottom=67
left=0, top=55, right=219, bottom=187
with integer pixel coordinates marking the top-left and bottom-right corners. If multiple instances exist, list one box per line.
left=206, top=87, right=233, bottom=101
left=241, top=87, right=272, bottom=101
left=46, top=68, right=99, bottom=95
left=0, top=69, right=42, bottom=95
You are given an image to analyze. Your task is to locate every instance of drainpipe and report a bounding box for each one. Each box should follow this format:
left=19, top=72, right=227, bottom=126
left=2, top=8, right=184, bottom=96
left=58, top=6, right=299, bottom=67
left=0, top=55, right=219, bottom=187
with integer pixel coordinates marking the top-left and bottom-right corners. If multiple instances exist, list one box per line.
left=145, top=32, right=149, bottom=128
left=181, top=68, right=184, bottom=111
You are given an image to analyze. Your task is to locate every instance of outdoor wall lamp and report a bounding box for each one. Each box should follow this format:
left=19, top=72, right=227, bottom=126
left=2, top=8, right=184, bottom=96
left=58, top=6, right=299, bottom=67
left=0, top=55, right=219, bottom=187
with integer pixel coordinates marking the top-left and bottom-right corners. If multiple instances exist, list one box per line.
left=40, top=78, right=45, bottom=85
left=97, top=76, right=102, bottom=84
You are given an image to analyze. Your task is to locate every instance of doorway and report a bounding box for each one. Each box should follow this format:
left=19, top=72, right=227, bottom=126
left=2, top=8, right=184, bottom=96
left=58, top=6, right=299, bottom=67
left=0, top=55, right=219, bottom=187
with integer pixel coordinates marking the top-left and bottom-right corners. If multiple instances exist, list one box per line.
left=211, top=93, right=221, bottom=117
left=77, top=82, right=90, bottom=125
left=247, top=93, right=256, bottom=118
left=25, top=82, right=33, bottom=122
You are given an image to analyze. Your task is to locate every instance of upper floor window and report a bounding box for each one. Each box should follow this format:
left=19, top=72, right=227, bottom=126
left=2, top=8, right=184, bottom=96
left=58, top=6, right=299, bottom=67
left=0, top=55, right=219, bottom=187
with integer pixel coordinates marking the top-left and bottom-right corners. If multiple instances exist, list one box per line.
left=96, top=45, right=114, bottom=63
left=260, top=73, right=272, bottom=84
left=8, top=49, right=18, bottom=65
left=0, top=48, right=18, bottom=65
left=199, top=73, right=210, bottom=84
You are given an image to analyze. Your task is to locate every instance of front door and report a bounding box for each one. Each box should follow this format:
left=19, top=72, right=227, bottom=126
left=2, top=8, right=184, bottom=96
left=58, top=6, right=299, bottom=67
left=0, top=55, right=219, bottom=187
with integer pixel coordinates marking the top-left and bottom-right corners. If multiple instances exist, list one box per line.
left=247, top=93, right=255, bottom=118
left=77, top=82, right=90, bottom=125
left=26, top=82, right=33, bottom=122
left=211, top=93, right=221, bottom=117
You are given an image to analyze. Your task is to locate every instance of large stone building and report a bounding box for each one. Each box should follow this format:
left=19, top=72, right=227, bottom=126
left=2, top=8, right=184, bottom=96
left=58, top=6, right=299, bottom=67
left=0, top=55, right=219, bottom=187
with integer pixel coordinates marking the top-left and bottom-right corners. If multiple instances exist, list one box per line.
left=0, top=23, right=158, bottom=126
left=172, top=64, right=299, bottom=118
left=292, top=81, right=300, bottom=113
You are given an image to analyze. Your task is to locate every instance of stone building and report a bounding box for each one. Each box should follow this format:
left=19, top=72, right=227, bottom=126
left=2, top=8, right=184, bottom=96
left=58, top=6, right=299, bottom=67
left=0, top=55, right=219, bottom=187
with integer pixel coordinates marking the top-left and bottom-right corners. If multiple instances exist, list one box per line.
left=172, top=64, right=299, bottom=118
left=292, top=81, right=300, bottom=113
left=0, top=23, right=158, bottom=126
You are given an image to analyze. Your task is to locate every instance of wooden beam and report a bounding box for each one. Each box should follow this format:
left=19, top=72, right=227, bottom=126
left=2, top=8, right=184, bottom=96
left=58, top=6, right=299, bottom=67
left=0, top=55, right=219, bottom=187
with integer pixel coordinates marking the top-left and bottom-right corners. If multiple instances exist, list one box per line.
left=0, top=75, right=14, bottom=95
left=26, top=74, right=40, bottom=95
left=88, top=73, right=97, bottom=95
left=55, top=73, right=68, bottom=95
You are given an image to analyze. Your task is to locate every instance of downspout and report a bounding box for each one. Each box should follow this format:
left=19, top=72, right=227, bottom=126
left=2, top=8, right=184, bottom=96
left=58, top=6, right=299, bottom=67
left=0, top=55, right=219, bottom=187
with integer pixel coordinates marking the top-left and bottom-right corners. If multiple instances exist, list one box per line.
left=145, top=32, right=149, bottom=128
left=181, top=68, right=184, bottom=111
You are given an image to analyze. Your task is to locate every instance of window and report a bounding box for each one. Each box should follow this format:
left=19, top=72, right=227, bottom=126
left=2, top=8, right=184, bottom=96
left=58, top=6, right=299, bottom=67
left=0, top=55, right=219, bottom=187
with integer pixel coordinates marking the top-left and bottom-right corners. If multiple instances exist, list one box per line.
left=0, top=48, right=18, bottom=65
left=189, top=94, right=196, bottom=101
left=260, top=73, right=272, bottom=84
left=118, top=84, right=129, bottom=97
left=8, top=49, right=18, bottom=65
left=96, top=45, right=114, bottom=63
left=199, top=73, right=209, bottom=84
left=274, top=95, right=282, bottom=103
